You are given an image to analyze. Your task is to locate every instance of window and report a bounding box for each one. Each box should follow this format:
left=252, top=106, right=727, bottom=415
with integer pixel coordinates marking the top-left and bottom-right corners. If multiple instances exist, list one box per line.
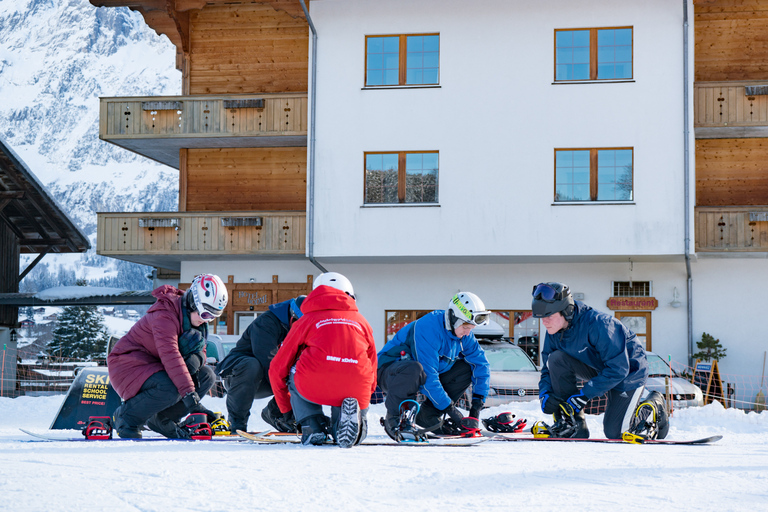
left=555, top=148, right=633, bottom=202
left=366, top=34, right=439, bottom=86
left=555, top=27, right=632, bottom=81
left=385, top=310, right=432, bottom=341
left=612, top=281, right=651, bottom=297
left=365, top=151, right=438, bottom=204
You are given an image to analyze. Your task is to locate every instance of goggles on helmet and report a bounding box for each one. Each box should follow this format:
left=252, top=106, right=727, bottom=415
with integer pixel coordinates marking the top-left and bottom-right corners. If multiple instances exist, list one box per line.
left=468, top=311, right=490, bottom=326
left=532, top=283, right=562, bottom=302
left=199, top=304, right=223, bottom=321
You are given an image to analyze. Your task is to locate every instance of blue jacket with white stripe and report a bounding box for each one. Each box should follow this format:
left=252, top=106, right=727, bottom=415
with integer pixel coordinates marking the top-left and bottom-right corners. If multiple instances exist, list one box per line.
left=378, top=310, right=491, bottom=410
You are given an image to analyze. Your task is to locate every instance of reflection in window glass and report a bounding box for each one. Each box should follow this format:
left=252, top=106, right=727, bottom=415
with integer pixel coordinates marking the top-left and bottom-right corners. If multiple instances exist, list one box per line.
left=597, top=149, right=633, bottom=200
left=404, top=152, right=438, bottom=203
left=555, top=150, right=591, bottom=201
left=366, top=36, right=400, bottom=86
left=365, top=153, right=399, bottom=203
left=555, top=30, right=590, bottom=80
left=406, top=35, right=439, bottom=85
left=597, top=28, right=632, bottom=79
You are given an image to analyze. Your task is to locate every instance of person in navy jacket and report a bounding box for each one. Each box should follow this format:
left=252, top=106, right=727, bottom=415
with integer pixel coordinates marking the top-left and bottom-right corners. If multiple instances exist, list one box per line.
left=533, top=282, right=667, bottom=440
left=377, top=292, right=491, bottom=441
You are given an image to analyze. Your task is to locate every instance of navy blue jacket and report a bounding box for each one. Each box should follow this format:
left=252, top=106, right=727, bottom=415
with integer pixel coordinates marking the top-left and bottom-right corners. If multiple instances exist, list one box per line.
left=539, top=301, right=648, bottom=400
left=378, top=310, right=491, bottom=410
left=215, top=299, right=293, bottom=378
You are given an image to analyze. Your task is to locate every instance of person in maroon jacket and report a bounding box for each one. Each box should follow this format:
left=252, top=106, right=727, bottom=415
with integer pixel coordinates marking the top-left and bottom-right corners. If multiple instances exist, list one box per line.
left=269, top=272, right=377, bottom=448
left=108, top=274, right=228, bottom=438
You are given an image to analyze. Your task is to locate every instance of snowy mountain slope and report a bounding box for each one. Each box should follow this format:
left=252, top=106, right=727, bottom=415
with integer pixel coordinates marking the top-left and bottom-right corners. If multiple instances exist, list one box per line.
left=0, top=0, right=181, bottom=288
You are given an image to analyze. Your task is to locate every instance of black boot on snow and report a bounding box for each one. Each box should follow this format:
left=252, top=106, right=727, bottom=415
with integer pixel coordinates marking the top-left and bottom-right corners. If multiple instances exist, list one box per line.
left=336, top=397, right=361, bottom=449
left=549, top=406, right=589, bottom=439
left=630, top=391, right=670, bottom=440
left=261, top=397, right=298, bottom=433
left=300, top=414, right=329, bottom=446
left=113, top=406, right=141, bottom=439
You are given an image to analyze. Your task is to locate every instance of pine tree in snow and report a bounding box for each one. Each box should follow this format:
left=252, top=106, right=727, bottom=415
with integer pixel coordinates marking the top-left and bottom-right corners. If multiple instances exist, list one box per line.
left=47, top=281, right=110, bottom=360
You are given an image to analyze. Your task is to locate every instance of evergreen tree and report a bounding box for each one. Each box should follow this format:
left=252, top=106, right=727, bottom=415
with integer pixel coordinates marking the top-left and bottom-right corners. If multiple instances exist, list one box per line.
left=693, top=332, right=727, bottom=362
left=47, top=280, right=110, bottom=360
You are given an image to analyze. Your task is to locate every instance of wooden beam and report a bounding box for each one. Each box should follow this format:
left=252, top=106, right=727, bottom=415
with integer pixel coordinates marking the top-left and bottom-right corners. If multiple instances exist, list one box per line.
left=19, top=250, right=49, bottom=281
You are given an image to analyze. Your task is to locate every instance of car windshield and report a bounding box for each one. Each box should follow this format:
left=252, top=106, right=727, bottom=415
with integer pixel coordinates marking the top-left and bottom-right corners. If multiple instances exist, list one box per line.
left=222, top=342, right=237, bottom=359
left=483, top=346, right=537, bottom=372
left=646, top=353, right=680, bottom=378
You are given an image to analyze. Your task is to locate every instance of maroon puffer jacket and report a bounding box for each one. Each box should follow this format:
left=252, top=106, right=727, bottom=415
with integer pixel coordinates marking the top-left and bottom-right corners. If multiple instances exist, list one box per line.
left=107, top=285, right=196, bottom=400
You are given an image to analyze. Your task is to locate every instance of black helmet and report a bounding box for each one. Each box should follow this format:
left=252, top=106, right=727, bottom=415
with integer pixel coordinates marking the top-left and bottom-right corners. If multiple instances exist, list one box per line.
left=531, top=282, right=575, bottom=320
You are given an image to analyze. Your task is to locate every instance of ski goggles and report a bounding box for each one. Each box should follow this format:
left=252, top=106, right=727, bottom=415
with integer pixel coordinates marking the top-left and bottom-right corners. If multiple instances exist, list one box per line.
left=467, top=311, right=491, bottom=326
left=199, top=305, right=223, bottom=321
left=532, top=283, right=561, bottom=302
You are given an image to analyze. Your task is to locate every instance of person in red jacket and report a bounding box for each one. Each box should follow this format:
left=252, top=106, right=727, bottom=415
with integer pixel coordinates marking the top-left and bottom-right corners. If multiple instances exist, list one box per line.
left=269, top=272, right=377, bottom=448
left=108, top=274, right=228, bottom=438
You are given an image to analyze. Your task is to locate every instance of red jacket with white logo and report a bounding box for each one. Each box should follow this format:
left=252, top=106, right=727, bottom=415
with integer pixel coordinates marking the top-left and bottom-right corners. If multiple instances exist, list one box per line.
left=269, top=285, right=377, bottom=413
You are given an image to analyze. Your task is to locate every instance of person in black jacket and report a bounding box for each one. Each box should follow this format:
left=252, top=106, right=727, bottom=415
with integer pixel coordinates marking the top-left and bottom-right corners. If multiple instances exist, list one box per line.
left=215, top=296, right=304, bottom=433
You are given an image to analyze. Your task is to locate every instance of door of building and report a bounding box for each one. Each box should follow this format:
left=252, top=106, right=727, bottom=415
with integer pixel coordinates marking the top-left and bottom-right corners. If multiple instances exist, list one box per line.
left=615, top=311, right=652, bottom=351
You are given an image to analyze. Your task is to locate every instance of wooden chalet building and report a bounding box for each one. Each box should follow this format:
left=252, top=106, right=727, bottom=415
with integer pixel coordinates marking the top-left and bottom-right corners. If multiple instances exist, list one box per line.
left=88, top=0, right=768, bottom=409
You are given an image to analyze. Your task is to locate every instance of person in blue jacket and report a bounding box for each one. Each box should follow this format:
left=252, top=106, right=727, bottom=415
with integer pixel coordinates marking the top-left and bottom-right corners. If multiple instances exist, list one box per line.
left=377, top=292, right=492, bottom=441
left=532, top=282, right=668, bottom=440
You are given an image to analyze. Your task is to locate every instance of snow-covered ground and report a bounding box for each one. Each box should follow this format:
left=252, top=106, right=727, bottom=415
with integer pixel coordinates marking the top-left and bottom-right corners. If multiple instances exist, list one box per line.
left=0, top=396, right=766, bottom=512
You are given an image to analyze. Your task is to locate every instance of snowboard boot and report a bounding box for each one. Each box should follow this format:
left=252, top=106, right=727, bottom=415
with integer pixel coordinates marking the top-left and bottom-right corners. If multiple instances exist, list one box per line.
left=146, top=412, right=183, bottom=439
left=549, top=405, right=589, bottom=439
left=261, top=397, right=298, bottom=433
left=355, top=409, right=368, bottom=446
left=179, top=412, right=213, bottom=439
left=299, top=414, right=330, bottom=446
left=627, top=391, right=670, bottom=441
left=336, top=397, right=361, bottom=449
left=112, top=406, right=141, bottom=439
left=396, top=399, right=424, bottom=442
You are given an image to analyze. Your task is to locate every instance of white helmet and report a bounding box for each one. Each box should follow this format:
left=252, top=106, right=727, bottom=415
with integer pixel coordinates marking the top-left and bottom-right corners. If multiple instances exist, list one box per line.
left=448, top=292, right=490, bottom=330
left=190, top=274, right=228, bottom=320
left=313, top=272, right=355, bottom=299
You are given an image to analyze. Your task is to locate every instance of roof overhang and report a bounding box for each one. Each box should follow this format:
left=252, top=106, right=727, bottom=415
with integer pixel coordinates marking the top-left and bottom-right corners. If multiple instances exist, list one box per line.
left=0, top=137, right=90, bottom=255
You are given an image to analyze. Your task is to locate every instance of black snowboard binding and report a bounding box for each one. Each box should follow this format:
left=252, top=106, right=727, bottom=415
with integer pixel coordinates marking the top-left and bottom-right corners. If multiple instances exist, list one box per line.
left=483, top=412, right=527, bottom=433
left=381, top=399, right=442, bottom=442
left=623, top=391, right=670, bottom=443
left=534, top=404, right=589, bottom=439
left=82, top=416, right=113, bottom=440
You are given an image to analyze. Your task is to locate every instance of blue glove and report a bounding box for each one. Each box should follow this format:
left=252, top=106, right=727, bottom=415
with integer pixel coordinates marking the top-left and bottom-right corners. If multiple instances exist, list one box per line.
left=540, top=393, right=562, bottom=414
left=565, top=391, right=589, bottom=414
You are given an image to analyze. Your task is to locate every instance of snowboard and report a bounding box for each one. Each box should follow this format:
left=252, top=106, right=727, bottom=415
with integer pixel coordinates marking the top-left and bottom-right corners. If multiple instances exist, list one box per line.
left=236, top=429, right=487, bottom=446
left=19, top=428, right=262, bottom=442
left=483, top=432, right=723, bottom=445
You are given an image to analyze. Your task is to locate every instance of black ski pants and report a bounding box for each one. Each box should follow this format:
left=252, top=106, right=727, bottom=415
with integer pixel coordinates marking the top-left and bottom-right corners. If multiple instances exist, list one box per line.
left=223, top=356, right=273, bottom=431
left=114, top=366, right=215, bottom=433
left=378, top=359, right=472, bottom=428
left=546, top=350, right=644, bottom=439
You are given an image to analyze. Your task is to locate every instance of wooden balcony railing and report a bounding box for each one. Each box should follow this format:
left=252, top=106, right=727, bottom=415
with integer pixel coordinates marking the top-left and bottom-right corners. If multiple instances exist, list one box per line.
left=98, top=93, right=308, bottom=167
left=97, top=211, right=306, bottom=261
left=695, top=81, right=768, bottom=129
left=100, top=93, right=307, bottom=137
left=696, top=206, right=768, bottom=252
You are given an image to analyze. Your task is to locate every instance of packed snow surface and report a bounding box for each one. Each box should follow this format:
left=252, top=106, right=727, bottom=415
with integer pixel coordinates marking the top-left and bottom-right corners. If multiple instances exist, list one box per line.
left=0, top=395, right=766, bottom=511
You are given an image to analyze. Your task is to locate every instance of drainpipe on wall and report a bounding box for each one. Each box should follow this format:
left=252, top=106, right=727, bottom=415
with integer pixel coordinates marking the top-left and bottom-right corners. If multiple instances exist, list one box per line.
left=300, top=0, right=328, bottom=275
left=683, top=0, right=693, bottom=366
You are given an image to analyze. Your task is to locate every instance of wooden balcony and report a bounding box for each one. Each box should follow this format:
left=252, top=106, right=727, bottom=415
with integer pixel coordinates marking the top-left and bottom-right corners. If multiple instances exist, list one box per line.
left=99, top=93, right=308, bottom=168
left=694, top=81, right=768, bottom=138
left=97, top=211, right=306, bottom=269
left=696, top=207, right=768, bottom=253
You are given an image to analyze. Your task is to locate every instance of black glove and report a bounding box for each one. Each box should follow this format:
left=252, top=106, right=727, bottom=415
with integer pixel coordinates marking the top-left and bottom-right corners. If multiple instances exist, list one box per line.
left=541, top=393, right=563, bottom=415
left=275, top=410, right=298, bottom=433
left=565, top=391, right=589, bottom=414
left=185, top=352, right=204, bottom=375
left=182, top=391, right=200, bottom=409
left=443, top=404, right=465, bottom=425
left=469, top=394, right=485, bottom=419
